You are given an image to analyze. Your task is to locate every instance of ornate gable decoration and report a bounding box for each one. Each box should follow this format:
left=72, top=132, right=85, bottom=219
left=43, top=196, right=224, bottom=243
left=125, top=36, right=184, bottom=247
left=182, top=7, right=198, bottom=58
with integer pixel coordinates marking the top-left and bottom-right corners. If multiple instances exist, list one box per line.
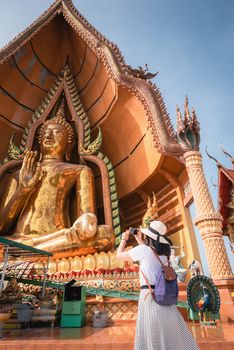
left=3, top=64, right=91, bottom=160
left=0, top=0, right=181, bottom=157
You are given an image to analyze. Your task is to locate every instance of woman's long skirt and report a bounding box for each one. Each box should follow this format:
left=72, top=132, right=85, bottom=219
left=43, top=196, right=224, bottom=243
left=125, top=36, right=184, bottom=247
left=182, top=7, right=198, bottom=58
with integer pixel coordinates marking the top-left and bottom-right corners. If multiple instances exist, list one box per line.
left=135, top=290, right=200, bottom=350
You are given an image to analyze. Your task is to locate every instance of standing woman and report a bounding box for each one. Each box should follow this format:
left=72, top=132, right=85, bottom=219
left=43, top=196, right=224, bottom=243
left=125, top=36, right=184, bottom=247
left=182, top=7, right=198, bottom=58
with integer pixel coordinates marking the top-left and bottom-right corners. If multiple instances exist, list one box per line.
left=116, top=220, right=200, bottom=350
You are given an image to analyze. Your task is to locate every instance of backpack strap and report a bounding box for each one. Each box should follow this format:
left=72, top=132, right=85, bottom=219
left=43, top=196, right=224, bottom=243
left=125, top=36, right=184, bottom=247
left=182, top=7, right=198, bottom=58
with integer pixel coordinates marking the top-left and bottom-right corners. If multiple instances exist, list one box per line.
left=151, top=248, right=170, bottom=267
left=141, top=269, right=152, bottom=292
left=151, top=248, right=177, bottom=281
left=140, top=269, right=155, bottom=301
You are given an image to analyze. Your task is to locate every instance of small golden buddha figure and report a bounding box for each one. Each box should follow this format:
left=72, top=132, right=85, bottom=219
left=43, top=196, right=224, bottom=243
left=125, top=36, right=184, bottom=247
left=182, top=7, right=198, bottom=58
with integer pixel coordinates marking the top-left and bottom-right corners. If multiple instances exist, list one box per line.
left=0, top=108, right=114, bottom=253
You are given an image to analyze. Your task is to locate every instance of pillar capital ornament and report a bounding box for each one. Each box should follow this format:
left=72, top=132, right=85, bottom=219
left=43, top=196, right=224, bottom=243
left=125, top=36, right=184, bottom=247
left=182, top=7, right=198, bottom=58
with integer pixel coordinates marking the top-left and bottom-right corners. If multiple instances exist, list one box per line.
left=195, top=213, right=223, bottom=239
left=184, top=150, right=202, bottom=167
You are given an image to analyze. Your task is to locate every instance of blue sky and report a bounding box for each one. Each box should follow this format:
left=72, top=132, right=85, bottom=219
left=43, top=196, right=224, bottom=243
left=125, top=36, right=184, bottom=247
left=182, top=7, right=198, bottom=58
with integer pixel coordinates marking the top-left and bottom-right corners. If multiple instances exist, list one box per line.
left=0, top=0, right=233, bottom=273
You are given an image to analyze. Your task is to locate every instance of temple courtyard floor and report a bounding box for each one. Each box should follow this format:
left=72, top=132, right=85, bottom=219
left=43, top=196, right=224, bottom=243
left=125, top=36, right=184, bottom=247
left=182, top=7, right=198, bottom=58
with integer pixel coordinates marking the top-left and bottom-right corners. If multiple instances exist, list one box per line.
left=0, top=323, right=233, bottom=350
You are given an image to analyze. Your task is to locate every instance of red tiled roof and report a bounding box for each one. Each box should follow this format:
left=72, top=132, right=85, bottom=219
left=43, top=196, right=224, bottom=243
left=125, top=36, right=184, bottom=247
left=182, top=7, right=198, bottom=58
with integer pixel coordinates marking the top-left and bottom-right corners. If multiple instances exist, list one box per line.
left=218, top=166, right=234, bottom=230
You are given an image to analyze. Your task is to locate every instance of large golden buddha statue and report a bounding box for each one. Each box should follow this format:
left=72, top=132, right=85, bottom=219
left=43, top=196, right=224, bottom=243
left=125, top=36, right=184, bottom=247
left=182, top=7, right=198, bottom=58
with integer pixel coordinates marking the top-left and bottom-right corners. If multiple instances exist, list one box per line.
left=0, top=105, right=115, bottom=254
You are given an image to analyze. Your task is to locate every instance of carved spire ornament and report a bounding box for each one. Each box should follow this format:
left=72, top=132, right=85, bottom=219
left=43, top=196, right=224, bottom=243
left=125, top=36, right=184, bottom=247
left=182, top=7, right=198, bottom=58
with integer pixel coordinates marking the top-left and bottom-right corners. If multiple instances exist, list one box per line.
left=220, top=145, right=234, bottom=168
left=8, top=134, right=22, bottom=160
left=184, top=95, right=191, bottom=122
left=142, top=192, right=158, bottom=228
left=176, top=96, right=200, bottom=151
left=80, top=127, right=102, bottom=156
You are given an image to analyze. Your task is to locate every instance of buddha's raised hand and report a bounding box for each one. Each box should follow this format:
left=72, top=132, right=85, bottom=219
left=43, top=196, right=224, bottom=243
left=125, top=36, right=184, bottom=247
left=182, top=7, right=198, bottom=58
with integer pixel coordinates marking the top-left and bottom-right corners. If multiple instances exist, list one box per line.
left=19, top=150, right=41, bottom=190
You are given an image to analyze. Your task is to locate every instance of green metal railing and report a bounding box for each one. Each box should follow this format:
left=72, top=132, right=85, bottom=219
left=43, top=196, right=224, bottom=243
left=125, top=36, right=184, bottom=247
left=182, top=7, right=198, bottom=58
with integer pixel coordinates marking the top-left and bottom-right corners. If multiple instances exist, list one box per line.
left=2, top=275, right=189, bottom=308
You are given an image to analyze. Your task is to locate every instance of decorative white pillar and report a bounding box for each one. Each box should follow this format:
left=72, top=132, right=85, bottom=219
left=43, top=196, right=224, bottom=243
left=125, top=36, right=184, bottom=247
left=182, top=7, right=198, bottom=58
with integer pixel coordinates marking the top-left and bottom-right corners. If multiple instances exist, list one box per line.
left=177, top=97, right=233, bottom=280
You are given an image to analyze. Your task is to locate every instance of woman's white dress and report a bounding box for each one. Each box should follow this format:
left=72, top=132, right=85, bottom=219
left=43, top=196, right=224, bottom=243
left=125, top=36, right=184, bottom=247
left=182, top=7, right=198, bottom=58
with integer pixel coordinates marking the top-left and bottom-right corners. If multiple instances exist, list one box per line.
left=128, top=244, right=200, bottom=350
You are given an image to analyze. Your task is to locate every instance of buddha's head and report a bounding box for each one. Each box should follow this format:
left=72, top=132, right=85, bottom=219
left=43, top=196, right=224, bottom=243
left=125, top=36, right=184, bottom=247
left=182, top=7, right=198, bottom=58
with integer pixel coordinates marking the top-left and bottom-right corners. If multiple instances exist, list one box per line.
left=38, top=106, right=74, bottom=159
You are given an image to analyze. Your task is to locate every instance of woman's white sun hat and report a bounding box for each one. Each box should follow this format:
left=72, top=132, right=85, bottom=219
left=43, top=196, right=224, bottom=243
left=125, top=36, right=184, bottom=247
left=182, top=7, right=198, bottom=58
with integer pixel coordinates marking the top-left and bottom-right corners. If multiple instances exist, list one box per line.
left=140, top=220, right=172, bottom=245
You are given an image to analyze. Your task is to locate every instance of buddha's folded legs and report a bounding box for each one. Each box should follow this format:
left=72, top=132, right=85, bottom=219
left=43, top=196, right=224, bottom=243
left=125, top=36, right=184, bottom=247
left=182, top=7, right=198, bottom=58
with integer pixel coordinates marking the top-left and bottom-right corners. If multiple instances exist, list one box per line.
left=13, top=223, right=115, bottom=254
left=13, top=228, right=68, bottom=247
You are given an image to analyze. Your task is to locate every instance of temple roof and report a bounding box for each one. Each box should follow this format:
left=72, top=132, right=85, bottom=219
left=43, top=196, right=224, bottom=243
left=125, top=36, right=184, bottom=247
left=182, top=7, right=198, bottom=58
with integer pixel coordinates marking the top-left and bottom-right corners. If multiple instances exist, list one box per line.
left=0, top=0, right=187, bottom=203
left=0, top=0, right=196, bottom=242
left=0, top=1, right=180, bottom=142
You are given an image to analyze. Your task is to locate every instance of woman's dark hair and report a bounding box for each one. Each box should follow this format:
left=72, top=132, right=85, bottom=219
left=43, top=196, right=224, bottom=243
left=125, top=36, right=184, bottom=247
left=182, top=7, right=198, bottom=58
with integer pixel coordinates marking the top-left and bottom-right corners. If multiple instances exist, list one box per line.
left=144, top=236, right=171, bottom=257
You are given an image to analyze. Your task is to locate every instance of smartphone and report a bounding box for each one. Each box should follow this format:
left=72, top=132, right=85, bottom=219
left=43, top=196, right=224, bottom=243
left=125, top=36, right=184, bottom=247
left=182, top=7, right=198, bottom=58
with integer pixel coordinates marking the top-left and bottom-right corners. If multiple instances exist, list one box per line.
left=129, top=227, right=138, bottom=235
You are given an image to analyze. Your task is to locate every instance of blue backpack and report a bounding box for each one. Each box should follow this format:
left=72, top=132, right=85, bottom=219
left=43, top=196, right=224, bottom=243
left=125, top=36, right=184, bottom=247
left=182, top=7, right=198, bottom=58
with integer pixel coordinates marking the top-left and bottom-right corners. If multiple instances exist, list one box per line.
left=141, top=250, right=178, bottom=306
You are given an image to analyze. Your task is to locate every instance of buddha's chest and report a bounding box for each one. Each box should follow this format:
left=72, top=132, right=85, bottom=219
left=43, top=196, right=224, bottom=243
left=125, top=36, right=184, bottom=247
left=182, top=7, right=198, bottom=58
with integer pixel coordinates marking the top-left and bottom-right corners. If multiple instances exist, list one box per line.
left=34, top=165, right=78, bottom=200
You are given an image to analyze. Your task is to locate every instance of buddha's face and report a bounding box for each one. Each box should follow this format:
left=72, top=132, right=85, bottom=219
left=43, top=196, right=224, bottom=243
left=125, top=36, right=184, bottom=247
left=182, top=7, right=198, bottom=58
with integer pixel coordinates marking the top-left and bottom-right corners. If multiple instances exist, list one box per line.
left=40, top=123, right=69, bottom=156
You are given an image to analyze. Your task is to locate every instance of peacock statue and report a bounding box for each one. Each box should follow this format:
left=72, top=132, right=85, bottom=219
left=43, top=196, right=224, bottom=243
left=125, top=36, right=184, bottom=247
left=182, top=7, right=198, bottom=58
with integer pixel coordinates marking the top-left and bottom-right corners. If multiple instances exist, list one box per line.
left=187, top=262, right=220, bottom=324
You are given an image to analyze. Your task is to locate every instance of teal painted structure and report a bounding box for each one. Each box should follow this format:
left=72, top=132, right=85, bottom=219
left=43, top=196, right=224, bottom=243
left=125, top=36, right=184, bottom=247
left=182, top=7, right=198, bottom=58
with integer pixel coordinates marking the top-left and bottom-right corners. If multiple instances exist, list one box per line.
left=188, top=309, right=221, bottom=322
left=61, top=283, right=86, bottom=328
